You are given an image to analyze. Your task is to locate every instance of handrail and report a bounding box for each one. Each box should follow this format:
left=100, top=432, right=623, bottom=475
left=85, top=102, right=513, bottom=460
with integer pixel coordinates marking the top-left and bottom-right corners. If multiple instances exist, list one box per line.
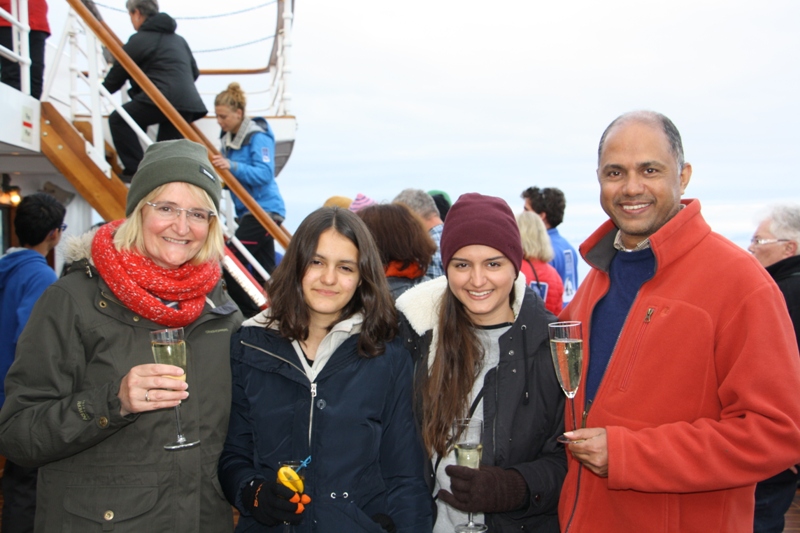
left=65, top=0, right=289, bottom=250
left=200, top=67, right=271, bottom=75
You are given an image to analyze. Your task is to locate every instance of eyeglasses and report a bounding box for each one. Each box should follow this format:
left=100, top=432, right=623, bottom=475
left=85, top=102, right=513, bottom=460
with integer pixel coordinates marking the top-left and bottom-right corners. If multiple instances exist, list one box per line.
left=146, top=202, right=216, bottom=225
left=750, top=237, right=790, bottom=246
left=50, top=223, right=67, bottom=235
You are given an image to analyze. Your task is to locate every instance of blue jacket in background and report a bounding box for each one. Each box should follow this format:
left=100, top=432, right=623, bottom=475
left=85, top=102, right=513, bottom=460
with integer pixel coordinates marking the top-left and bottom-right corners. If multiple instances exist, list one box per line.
left=547, top=227, right=579, bottom=304
left=219, top=325, right=433, bottom=533
left=223, top=118, right=286, bottom=219
left=0, top=248, right=56, bottom=406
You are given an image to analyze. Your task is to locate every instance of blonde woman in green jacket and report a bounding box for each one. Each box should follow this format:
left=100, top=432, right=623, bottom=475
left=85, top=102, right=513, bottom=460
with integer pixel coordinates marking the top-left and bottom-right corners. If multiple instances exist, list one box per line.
left=0, top=140, right=242, bottom=532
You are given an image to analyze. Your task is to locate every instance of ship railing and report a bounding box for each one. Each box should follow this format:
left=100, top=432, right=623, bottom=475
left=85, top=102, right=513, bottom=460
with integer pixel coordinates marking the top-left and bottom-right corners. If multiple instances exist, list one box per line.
left=0, top=0, right=31, bottom=95
left=197, top=0, right=294, bottom=118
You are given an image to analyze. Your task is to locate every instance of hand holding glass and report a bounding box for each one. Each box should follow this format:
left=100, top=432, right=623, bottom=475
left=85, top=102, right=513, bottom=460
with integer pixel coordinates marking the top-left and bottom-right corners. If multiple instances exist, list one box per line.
left=452, top=418, right=487, bottom=533
left=150, top=327, right=199, bottom=450
left=549, top=321, right=583, bottom=444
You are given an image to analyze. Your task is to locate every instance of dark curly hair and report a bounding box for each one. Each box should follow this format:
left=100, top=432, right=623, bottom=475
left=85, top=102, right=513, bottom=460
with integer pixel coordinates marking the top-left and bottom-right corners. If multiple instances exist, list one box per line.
left=521, top=186, right=566, bottom=228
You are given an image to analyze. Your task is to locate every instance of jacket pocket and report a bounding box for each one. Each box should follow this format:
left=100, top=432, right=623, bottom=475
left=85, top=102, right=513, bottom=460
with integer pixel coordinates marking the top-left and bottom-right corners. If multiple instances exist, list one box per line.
left=320, top=500, right=386, bottom=533
left=618, top=306, right=656, bottom=392
left=61, top=473, right=163, bottom=532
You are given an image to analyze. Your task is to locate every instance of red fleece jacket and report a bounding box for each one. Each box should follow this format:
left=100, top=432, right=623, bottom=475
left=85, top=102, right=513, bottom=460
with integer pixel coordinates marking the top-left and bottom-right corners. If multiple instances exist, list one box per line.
left=558, top=199, right=800, bottom=533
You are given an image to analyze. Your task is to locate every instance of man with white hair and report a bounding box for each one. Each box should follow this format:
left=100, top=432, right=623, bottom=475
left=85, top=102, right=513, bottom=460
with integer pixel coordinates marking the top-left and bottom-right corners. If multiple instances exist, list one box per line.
left=749, top=204, right=800, bottom=533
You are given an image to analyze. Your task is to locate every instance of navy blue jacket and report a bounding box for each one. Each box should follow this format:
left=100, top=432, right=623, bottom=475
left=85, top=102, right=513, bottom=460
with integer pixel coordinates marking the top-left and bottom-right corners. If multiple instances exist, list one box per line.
left=219, top=325, right=432, bottom=533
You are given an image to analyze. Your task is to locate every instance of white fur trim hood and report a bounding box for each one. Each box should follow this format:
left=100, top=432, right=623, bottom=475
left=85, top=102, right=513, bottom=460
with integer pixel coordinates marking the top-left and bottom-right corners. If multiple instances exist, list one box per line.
left=63, top=228, right=99, bottom=266
left=395, top=274, right=528, bottom=369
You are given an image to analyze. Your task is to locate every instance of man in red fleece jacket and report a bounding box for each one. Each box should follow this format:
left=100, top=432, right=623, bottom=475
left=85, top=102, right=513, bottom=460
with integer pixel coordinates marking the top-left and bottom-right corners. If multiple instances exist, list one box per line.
left=557, top=111, right=800, bottom=533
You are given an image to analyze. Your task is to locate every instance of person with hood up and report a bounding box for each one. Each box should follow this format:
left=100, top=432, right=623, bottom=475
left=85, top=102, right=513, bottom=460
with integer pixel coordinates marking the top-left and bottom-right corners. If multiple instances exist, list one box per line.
left=0, top=192, right=65, bottom=533
left=218, top=206, right=432, bottom=533
left=103, top=0, right=207, bottom=181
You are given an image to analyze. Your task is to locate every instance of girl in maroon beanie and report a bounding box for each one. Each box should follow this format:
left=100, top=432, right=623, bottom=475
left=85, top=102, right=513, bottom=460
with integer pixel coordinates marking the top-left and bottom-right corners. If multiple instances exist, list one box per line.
left=396, top=193, right=566, bottom=532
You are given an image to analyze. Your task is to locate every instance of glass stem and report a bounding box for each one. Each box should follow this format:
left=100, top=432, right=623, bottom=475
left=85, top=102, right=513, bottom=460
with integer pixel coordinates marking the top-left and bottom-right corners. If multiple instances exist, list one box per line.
left=174, top=405, right=187, bottom=444
left=570, top=397, right=577, bottom=432
left=467, top=512, right=475, bottom=526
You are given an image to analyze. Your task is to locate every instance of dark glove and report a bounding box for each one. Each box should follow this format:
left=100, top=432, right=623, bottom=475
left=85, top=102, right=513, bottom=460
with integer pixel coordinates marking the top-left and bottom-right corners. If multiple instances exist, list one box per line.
left=242, top=480, right=311, bottom=526
left=371, top=513, right=397, bottom=533
left=438, top=464, right=528, bottom=514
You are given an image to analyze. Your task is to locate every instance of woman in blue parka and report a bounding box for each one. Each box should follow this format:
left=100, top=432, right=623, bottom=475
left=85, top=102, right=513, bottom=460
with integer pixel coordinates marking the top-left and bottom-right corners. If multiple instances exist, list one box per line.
left=212, top=82, right=286, bottom=316
left=218, top=207, right=432, bottom=533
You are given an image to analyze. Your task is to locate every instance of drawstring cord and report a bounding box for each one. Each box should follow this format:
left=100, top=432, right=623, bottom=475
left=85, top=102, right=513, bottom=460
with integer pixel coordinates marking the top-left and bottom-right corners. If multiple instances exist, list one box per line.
left=520, top=324, right=530, bottom=405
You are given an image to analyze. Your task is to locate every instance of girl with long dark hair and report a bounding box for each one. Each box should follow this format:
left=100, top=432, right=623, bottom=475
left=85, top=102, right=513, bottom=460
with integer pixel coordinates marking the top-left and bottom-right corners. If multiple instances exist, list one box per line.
left=219, top=207, right=432, bottom=533
left=397, top=193, right=566, bottom=532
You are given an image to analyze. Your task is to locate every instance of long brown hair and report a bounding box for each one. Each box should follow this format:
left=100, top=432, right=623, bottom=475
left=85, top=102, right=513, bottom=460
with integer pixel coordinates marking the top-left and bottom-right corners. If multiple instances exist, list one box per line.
left=421, top=278, right=517, bottom=457
left=266, top=207, right=397, bottom=357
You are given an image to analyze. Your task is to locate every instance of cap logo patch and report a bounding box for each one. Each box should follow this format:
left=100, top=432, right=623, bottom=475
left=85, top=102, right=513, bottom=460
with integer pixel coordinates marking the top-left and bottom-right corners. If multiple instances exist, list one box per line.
left=200, top=165, right=217, bottom=182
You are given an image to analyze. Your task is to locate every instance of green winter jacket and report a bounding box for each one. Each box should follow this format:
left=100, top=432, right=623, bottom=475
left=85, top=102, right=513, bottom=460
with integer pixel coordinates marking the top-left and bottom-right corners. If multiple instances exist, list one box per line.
left=0, top=236, right=242, bottom=532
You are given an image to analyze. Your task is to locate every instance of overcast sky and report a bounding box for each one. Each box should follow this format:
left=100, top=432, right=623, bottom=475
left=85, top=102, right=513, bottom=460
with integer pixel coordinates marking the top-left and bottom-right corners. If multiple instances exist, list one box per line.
left=65, top=0, right=800, bottom=275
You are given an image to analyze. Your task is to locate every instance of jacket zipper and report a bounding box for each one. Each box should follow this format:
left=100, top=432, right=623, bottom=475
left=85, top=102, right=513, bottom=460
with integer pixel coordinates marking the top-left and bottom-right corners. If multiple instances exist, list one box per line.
left=239, top=340, right=318, bottom=447
left=239, top=341, right=306, bottom=374
left=565, top=306, right=654, bottom=532
left=309, top=383, right=317, bottom=445
left=565, top=257, right=657, bottom=532
left=620, top=307, right=655, bottom=391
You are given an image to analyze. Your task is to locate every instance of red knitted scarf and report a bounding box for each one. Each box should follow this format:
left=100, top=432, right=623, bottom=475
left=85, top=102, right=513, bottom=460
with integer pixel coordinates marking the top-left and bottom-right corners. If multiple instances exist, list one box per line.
left=385, top=261, right=425, bottom=279
left=92, top=220, right=221, bottom=327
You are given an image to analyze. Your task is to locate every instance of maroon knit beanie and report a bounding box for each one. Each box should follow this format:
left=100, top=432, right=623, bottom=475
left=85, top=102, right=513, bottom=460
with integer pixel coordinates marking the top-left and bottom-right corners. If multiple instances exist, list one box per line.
left=440, top=193, right=522, bottom=276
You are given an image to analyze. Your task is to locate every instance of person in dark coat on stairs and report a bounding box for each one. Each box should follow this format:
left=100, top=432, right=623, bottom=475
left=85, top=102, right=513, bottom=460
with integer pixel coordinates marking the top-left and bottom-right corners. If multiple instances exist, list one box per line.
left=103, top=0, right=207, bottom=181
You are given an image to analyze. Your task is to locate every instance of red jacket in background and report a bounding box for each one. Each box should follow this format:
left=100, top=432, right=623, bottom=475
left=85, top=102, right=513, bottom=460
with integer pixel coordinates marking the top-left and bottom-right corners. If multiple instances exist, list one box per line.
left=520, top=257, right=563, bottom=315
left=0, top=0, right=50, bottom=34
left=558, top=199, right=800, bottom=533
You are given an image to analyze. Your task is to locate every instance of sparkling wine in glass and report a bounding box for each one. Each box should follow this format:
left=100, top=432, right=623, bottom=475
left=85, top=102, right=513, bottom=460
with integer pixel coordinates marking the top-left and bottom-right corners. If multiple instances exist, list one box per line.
left=549, top=321, right=583, bottom=444
left=452, top=418, right=487, bottom=533
left=150, top=327, right=199, bottom=450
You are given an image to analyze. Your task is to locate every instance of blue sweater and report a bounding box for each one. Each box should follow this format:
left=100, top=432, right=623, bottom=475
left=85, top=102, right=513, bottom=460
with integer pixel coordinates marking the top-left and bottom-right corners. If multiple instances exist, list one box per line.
left=0, top=249, right=57, bottom=406
left=585, top=248, right=655, bottom=404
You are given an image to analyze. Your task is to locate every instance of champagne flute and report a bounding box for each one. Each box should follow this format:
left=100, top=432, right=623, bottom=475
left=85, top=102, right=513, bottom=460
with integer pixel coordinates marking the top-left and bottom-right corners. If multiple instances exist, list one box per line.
left=150, top=327, right=199, bottom=450
left=452, top=418, right=487, bottom=533
left=549, top=321, right=583, bottom=444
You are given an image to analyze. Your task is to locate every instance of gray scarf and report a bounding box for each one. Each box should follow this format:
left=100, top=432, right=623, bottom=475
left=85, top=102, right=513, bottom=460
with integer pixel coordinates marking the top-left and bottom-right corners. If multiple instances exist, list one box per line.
left=221, top=116, right=254, bottom=152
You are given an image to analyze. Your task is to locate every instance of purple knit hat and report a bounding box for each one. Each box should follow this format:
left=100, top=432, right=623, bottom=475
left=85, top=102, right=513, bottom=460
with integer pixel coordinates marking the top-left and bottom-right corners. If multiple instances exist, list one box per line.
left=349, top=193, right=376, bottom=212
left=440, top=193, right=522, bottom=276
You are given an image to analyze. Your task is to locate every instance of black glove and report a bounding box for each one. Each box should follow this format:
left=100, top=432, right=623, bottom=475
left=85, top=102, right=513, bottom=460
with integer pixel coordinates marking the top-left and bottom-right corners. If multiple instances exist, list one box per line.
left=438, top=464, right=528, bottom=514
left=242, top=480, right=309, bottom=526
left=371, top=513, right=397, bottom=533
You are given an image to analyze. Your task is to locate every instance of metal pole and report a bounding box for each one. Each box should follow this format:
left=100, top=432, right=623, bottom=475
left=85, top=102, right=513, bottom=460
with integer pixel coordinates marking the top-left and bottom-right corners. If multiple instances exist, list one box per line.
left=279, top=0, right=293, bottom=115
left=17, top=0, right=30, bottom=95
